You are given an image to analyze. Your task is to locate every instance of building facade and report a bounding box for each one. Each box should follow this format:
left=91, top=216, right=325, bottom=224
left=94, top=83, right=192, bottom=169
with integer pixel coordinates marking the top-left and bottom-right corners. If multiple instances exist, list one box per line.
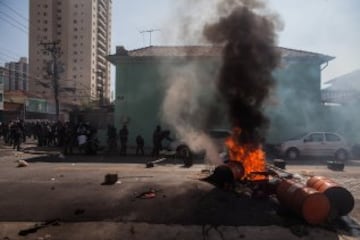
left=108, top=46, right=334, bottom=145
left=29, top=0, right=112, bottom=107
left=2, top=57, right=28, bottom=91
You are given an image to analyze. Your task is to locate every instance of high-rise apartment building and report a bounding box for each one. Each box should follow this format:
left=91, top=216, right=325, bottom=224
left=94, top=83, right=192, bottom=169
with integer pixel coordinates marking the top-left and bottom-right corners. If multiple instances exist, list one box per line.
left=29, top=0, right=112, bottom=106
left=3, top=57, right=28, bottom=91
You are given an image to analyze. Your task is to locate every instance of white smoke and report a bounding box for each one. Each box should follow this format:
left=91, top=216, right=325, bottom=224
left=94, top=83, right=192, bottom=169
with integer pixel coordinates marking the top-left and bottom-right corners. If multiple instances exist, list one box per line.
left=161, top=63, right=222, bottom=164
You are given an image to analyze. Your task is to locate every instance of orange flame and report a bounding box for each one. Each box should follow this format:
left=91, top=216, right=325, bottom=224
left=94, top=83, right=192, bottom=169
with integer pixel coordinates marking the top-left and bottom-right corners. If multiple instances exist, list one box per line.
left=225, top=128, right=266, bottom=181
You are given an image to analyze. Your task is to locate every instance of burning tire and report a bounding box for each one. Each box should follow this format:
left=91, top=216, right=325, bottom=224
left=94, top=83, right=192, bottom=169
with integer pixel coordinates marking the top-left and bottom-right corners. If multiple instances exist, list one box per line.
left=335, top=149, right=348, bottom=162
left=285, top=148, right=299, bottom=160
left=177, top=145, right=193, bottom=167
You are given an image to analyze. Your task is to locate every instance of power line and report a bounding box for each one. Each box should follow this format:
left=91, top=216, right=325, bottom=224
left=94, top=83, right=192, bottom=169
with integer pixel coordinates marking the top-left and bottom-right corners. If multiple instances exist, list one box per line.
left=0, top=11, right=28, bottom=29
left=0, top=46, right=24, bottom=59
left=0, top=0, right=28, bottom=22
left=0, top=15, right=28, bottom=34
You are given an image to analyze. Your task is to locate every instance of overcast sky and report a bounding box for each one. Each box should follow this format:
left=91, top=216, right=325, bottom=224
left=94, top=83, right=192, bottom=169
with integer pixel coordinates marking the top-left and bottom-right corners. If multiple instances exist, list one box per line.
left=0, top=0, right=359, bottom=85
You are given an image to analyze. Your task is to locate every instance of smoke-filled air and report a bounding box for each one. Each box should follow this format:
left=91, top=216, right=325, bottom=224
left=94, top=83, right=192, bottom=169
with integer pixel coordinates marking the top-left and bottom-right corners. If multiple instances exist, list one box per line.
left=161, top=0, right=282, bottom=163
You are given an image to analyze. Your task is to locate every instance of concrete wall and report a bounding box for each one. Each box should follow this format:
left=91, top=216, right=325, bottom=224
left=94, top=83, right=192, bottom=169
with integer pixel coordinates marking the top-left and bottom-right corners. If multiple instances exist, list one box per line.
left=114, top=57, right=324, bottom=146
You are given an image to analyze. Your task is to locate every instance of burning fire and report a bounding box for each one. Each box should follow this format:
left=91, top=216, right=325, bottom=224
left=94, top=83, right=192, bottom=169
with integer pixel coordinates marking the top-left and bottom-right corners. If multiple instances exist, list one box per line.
left=225, top=128, right=266, bottom=180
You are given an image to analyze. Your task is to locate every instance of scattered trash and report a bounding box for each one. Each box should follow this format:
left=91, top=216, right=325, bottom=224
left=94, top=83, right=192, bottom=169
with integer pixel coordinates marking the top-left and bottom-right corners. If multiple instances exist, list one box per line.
left=17, top=160, right=29, bottom=168
left=102, top=174, right=118, bottom=185
left=59, top=174, right=64, bottom=178
left=71, top=163, right=76, bottom=166
left=58, top=153, right=65, bottom=159
left=50, top=178, right=56, bottom=181
left=146, top=158, right=167, bottom=168
left=201, top=169, right=211, bottom=174
left=74, top=209, right=85, bottom=215
left=135, top=189, right=161, bottom=199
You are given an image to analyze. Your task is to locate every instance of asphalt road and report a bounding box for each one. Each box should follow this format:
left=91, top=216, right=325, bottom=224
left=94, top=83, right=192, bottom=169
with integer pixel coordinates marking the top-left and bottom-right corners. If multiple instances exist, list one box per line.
left=0, top=142, right=359, bottom=240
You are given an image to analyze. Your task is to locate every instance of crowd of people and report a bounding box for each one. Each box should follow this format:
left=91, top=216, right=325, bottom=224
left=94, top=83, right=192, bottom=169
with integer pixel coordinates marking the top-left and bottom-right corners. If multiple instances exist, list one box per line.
left=0, top=120, right=98, bottom=154
left=0, top=120, right=172, bottom=157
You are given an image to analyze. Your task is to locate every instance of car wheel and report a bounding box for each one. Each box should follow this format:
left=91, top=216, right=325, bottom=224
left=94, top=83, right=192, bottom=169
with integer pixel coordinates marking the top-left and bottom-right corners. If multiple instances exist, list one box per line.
left=335, top=149, right=348, bottom=161
left=177, top=146, right=193, bottom=167
left=286, top=148, right=299, bottom=160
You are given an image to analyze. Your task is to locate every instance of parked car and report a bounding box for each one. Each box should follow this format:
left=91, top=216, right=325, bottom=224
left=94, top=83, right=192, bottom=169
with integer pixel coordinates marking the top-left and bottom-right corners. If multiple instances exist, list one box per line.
left=279, top=132, right=350, bottom=161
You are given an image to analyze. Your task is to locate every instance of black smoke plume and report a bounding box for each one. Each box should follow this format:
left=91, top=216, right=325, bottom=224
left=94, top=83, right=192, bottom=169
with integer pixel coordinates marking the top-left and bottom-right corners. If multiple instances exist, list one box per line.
left=204, top=4, right=281, bottom=147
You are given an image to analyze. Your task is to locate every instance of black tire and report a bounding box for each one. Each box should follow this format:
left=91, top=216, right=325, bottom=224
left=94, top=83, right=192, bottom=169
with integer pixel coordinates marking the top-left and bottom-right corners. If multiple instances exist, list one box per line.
left=335, top=149, right=348, bottom=162
left=177, top=146, right=193, bottom=167
left=286, top=148, right=299, bottom=160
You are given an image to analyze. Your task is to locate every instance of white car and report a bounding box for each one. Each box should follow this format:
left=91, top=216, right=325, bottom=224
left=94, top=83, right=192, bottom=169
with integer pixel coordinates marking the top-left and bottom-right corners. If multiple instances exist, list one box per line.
left=279, top=132, right=350, bottom=161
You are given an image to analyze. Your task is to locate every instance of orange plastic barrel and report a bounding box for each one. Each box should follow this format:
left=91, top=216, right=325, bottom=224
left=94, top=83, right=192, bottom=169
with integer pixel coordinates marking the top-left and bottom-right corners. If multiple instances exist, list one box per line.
left=276, top=179, right=330, bottom=224
left=307, top=176, right=354, bottom=217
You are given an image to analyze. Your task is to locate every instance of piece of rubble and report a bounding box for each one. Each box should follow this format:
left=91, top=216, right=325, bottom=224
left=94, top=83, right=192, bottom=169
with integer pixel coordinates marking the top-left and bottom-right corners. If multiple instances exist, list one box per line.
left=136, top=189, right=157, bottom=199
left=102, top=174, right=118, bottom=185
left=17, top=159, right=29, bottom=168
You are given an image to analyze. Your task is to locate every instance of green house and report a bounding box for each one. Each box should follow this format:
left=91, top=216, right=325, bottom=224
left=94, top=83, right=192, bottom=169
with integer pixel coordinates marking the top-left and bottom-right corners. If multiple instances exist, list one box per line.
left=107, top=46, right=334, bottom=146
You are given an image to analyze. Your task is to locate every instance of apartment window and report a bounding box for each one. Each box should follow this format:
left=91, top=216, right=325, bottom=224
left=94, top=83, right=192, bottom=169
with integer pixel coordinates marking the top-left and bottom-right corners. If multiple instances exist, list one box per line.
left=43, top=12, right=47, bottom=16
left=74, top=28, right=78, bottom=31
left=43, top=28, right=48, bottom=32
left=57, top=24, right=61, bottom=28
left=44, top=20, right=48, bottom=24
left=75, top=4, right=78, bottom=8
left=74, top=35, right=78, bottom=39
left=43, top=4, right=48, bottom=8
left=73, top=20, right=77, bottom=24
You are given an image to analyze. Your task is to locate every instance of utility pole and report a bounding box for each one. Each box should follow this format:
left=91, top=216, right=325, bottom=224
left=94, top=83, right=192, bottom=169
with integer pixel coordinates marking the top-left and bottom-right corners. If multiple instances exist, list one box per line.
left=139, top=29, right=160, bottom=46
left=40, top=40, right=62, bottom=121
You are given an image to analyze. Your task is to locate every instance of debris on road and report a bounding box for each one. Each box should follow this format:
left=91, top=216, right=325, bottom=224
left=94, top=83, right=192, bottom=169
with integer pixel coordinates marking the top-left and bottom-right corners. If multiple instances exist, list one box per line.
left=16, top=159, right=29, bottom=168
left=327, top=160, right=345, bottom=171
left=146, top=158, right=167, bottom=168
left=135, top=189, right=159, bottom=199
left=102, top=173, right=118, bottom=185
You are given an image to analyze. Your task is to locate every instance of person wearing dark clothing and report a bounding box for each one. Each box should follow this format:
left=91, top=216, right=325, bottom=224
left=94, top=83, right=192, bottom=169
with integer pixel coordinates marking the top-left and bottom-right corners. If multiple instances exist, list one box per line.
left=119, top=125, right=128, bottom=155
left=12, top=122, right=22, bottom=151
left=152, top=125, right=162, bottom=156
left=136, top=135, right=145, bottom=155
left=63, top=122, right=76, bottom=155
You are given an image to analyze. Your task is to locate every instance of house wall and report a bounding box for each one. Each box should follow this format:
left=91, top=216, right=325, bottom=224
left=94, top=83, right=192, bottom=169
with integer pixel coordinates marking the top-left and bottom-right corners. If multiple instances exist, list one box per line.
left=114, top=57, right=325, bottom=146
